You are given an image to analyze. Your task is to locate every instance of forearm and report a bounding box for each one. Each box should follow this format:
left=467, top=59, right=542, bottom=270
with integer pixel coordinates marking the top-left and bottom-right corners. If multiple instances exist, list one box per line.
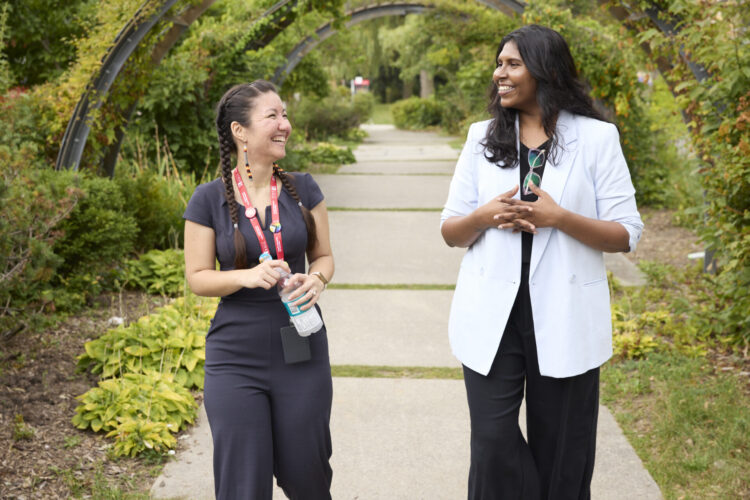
left=308, top=255, right=334, bottom=284
left=555, top=209, right=630, bottom=253
left=441, top=212, right=487, bottom=248
left=186, top=269, right=246, bottom=297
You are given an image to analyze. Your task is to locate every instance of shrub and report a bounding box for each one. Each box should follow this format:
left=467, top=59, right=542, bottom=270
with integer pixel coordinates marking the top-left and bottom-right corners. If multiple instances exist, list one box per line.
left=307, top=142, right=355, bottom=165
left=124, top=249, right=185, bottom=297
left=115, top=169, right=188, bottom=252
left=290, top=90, right=364, bottom=141
left=391, top=97, right=444, bottom=129
left=51, top=174, right=138, bottom=308
left=0, top=91, right=84, bottom=331
left=352, top=92, right=375, bottom=122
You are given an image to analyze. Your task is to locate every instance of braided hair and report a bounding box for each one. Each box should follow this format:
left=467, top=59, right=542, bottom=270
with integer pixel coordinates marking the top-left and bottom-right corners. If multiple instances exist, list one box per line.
left=215, top=80, right=318, bottom=269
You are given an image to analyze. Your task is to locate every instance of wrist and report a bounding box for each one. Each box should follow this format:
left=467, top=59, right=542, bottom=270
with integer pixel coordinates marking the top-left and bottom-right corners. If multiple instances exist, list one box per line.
left=469, top=210, right=488, bottom=232
left=310, top=271, right=328, bottom=290
left=552, top=206, right=569, bottom=230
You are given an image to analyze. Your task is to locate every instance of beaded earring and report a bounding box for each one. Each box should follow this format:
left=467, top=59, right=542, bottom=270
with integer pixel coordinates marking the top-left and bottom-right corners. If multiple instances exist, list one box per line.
left=243, top=144, right=252, bottom=180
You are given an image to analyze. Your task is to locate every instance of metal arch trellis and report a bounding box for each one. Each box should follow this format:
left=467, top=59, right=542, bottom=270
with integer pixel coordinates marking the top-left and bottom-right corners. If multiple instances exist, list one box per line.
left=272, top=3, right=433, bottom=87
left=55, top=0, right=709, bottom=175
left=55, top=0, right=180, bottom=172
left=55, top=0, right=300, bottom=173
left=54, top=0, right=528, bottom=174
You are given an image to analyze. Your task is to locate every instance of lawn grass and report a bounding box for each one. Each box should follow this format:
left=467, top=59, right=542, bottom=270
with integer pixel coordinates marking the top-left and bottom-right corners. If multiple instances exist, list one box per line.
left=369, top=102, right=394, bottom=124
left=332, top=364, right=462, bottom=379
left=601, top=352, right=749, bottom=499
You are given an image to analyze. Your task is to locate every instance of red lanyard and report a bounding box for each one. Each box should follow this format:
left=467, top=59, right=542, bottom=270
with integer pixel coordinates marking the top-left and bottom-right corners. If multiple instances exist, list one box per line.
left=232, top=168, right=284, bottom=262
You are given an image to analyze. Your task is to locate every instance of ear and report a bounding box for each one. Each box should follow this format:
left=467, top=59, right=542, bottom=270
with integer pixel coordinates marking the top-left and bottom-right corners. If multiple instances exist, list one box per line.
left=230, top=121, right=246, bottom=143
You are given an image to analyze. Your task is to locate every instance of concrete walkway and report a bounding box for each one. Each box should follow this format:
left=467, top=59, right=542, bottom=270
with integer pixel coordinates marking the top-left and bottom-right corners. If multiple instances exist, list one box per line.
left=151, top=124, right=657, bottom=499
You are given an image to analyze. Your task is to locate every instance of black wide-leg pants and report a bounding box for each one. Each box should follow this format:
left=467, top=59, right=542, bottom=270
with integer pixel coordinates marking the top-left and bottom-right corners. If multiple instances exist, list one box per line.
left=204, top=299, right=333, bottom=500
left=463, top=267, right=600, bottom=500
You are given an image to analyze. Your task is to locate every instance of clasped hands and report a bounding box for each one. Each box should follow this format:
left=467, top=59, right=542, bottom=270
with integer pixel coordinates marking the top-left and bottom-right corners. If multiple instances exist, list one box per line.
left=478, top=183, right=563, bottom=234
left=240, top=259, right=323, bottom=311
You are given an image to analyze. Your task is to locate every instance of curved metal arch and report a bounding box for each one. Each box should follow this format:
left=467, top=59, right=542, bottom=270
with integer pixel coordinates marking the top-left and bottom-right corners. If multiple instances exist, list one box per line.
left=56, top=0, right=708, bottom=176
left=56, top=0, right=301, bottom=172
left=272, top=3, right=431, bottom=87
left=55, top=0, right=180, bottom=171
left=271, top=0, right=526, bottom=86
left=55, top=0, right=525, bottom=173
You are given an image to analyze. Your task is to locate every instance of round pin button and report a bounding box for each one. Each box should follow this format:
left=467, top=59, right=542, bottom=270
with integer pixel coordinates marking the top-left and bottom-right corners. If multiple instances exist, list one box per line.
left=270, top=222, right=282, bottom=233
left=245, top=207, right=256, bottom=218
left=259, top=252, right=272, bottom=262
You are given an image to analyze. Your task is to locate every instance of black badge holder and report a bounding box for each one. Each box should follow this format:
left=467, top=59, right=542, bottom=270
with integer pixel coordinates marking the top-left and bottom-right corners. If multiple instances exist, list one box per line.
left=279, top=324, right=311, bottom=364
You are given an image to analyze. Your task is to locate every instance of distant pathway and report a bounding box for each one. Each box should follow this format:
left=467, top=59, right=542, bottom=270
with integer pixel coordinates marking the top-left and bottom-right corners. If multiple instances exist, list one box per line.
left=150, top=124, right=658, bottom=499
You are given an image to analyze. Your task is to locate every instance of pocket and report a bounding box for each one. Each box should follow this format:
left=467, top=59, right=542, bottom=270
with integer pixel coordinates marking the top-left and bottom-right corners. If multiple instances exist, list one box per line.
left=582, top=277, right=607, bottom=287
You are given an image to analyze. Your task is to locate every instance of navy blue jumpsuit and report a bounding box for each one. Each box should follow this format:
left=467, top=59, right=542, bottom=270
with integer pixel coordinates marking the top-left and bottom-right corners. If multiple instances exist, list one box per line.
left=183, top=173, right=333, bottom=499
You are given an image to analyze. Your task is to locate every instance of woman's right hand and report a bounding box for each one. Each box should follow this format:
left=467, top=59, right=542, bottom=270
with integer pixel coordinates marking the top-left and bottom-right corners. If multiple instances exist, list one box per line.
left=473, top=186, right=531, bottom=230
left=237, top=259, right=290, bottom=290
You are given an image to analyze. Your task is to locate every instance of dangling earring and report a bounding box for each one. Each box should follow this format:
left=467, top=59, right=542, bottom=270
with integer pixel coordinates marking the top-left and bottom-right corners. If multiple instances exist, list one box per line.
left=243, top=144, right=252, bottom=180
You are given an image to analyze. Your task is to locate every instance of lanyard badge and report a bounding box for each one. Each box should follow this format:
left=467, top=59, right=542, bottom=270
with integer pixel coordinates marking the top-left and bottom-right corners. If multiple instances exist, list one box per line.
left=232, top=168, right=284, bottom=263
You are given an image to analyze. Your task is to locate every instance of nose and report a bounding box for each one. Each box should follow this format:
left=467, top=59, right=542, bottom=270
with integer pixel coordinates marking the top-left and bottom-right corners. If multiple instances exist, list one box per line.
left=279, top=116, right=291, bottom=132
left=493, top=65, right=505, bottom=83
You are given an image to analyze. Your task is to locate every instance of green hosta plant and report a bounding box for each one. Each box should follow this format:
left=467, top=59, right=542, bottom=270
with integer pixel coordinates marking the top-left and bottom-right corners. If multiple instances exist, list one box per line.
left=124, top=248, right=186, bottom=297
left=72, top=371, right=197, bottom=457
left=77, top=293, right=216, bottom=390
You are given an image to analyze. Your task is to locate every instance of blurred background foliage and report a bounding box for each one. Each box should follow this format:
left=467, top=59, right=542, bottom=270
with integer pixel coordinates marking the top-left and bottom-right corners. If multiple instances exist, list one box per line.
left=0, top=0, right=747, bottom=349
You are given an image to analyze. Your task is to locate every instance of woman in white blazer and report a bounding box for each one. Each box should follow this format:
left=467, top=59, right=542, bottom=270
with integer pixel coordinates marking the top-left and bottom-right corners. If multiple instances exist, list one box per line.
left=440, top=25, right=643, bottom=499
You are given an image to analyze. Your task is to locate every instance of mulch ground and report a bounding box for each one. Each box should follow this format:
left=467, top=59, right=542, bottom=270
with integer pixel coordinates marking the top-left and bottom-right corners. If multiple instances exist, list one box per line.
left=1, top=292, right=169, bottom=499
left=0, top=208, right=742, bottom=498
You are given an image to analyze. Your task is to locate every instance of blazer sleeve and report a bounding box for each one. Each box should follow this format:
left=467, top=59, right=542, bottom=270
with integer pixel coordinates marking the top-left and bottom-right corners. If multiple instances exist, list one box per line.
left=594, top=123, right=644, bottom=252
left=441, top=122, right=481, bottom=225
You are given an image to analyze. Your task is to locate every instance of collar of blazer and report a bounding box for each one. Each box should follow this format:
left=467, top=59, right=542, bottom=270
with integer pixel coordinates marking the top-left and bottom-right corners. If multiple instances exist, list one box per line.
left=517, top=111, right=581, bottom=280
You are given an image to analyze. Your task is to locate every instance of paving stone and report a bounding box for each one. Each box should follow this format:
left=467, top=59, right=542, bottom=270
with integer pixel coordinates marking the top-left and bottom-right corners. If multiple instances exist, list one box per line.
left=319, top=289, right=459, bottom=367
left=354, top=143, right=459, bottom=162
left=328, top=211, right=463, bottom=285
left=603, top=252, right=647, bottom=286
left=151, top=379, right=662, bottom=500
left=316, top=174, right=451, bottom=208
left=337, top=160, right=456, bottom=175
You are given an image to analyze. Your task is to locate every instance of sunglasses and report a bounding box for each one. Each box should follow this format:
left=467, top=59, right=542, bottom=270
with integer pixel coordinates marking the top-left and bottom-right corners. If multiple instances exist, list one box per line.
left=522, top=148, right=546, bottom=195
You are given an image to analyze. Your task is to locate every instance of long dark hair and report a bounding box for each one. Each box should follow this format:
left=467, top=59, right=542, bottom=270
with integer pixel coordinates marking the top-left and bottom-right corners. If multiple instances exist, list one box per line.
left=215, top=80, right=317, bottom=269
left=482, top=25, right=607, bottom=168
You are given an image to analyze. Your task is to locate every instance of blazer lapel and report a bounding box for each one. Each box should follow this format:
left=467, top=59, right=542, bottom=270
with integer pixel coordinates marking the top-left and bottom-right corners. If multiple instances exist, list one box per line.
left=529, top=112, right=579, bottom=279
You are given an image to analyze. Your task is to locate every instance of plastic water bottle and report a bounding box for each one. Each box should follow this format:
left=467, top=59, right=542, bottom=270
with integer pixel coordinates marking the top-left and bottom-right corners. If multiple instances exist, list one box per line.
left=276, top=269, right=324, bottom=337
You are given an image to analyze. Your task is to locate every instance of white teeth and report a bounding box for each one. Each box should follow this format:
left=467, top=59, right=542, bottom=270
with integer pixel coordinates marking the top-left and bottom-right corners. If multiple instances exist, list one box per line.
left=497, top=85, right=513, bottom=91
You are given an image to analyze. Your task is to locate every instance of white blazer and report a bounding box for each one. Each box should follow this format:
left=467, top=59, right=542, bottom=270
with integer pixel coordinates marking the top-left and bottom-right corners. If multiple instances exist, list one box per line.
left=441, top=112, right=643, bottom=378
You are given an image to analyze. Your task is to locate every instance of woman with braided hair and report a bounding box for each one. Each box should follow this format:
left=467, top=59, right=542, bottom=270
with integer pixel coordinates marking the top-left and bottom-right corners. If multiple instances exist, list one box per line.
left=183, top=80, right=334, bottom=499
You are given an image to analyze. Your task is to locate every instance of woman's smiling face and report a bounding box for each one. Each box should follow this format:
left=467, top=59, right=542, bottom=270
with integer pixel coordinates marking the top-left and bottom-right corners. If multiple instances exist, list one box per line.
left=492, top=41, right=539, bottom=114
left=242, top=91, right=291, bottom=163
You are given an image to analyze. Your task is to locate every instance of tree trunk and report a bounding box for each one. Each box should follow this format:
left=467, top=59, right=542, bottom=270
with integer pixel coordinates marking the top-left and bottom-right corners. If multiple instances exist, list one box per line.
left=419, top=69, right=434, bottom=98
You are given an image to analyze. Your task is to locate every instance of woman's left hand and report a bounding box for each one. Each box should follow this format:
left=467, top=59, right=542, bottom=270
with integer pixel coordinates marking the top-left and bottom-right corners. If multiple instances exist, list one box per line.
left=497, top=182, right=565, bottom=233
left=286, top=273, right=325, bottom=311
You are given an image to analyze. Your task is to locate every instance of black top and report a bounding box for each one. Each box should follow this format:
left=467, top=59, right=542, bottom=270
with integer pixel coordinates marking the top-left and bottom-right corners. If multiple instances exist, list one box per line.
left=183, top=172, right=324, bottom=301
left=519, top=140, right=550, bottom=265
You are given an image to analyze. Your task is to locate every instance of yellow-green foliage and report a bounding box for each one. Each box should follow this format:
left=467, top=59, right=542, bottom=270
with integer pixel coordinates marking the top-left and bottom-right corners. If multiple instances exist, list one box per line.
left=72, top=371, right=196, bottom=457
left=610, top=261, right=714, bottom=360
left=77, top=293, right=216, bottom=389
left=612, top=304, right=662, bottom=359
left=124, top=249, right=186, bottom=297
left=74, top=292, right=217, bottom=457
